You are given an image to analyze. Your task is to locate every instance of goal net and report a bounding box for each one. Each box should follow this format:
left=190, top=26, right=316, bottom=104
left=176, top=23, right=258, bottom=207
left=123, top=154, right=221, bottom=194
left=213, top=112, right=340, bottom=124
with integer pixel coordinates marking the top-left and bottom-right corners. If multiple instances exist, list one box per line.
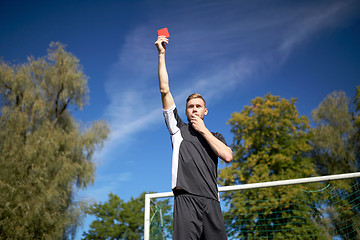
left=144, top=172, right=360, bottom=240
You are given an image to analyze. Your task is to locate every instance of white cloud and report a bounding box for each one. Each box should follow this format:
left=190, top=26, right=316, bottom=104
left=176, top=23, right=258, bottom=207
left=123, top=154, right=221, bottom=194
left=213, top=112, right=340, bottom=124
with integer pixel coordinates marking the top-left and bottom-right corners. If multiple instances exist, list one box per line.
left=101, top=0, right=357, bottom=156
left=278, top=1, right=355, bottom=61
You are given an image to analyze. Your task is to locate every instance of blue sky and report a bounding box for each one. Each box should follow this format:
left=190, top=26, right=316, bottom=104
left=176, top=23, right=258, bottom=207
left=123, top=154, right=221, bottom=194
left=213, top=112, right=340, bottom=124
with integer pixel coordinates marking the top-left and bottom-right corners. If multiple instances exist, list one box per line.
left=1, top=0, right=360, bottom=238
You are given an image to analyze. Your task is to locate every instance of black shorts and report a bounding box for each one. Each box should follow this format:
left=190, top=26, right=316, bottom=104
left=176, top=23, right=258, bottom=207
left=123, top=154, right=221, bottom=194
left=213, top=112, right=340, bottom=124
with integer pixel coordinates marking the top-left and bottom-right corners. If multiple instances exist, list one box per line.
left=173, top=190, right=227, bottom=240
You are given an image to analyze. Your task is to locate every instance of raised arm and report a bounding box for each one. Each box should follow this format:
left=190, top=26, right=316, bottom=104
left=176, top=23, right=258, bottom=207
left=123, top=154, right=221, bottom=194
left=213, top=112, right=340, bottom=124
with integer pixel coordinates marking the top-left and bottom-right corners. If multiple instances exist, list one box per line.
left=155, top=36, right=174, bottom=110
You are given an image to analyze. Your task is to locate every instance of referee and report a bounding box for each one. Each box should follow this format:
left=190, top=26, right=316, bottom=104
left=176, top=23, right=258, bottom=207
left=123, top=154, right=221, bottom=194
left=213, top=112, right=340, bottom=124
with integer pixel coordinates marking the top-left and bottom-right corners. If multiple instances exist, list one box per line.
left=155, top=35, right=233, bottom=240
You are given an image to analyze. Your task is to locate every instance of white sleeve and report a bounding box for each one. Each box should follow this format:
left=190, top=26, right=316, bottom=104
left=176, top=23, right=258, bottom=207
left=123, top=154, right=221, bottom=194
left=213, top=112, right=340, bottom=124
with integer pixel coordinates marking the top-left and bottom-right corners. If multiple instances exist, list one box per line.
left=163, top=104, right=181, bottom=135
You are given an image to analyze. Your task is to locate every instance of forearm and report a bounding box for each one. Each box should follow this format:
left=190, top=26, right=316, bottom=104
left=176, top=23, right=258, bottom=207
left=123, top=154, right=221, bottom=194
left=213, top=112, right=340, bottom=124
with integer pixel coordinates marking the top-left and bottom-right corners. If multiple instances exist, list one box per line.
left=200, top=128, right=233, bottom=163
left=158, top=53, right=169, bottom=94
left=158, top=53, right=174, bottom=110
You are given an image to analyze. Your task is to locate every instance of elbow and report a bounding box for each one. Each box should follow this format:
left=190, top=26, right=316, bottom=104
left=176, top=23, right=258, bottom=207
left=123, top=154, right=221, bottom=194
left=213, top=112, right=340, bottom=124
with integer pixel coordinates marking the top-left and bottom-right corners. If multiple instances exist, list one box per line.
left=160, top=88, right=170, bottom=96
left=223, top=155, right=233, bottom=163
left=222, top=149, right=233, bottom=163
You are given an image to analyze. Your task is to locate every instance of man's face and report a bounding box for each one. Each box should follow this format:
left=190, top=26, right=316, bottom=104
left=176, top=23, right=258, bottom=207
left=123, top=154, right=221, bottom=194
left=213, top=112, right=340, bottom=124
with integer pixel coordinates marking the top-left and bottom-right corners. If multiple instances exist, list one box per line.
left=186, top=98, right=208, bottom=122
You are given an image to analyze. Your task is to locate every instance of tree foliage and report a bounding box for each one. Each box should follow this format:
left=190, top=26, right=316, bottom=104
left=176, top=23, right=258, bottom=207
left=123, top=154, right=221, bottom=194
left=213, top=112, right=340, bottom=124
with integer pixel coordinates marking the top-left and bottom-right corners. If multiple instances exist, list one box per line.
left=311, top=91, right=356, bottom=175
left=220, top=93, right=315, bottom=185
left=83, top=192, right=172, bottom=240
left=0, top=43, right=109, bottom=239
left=219, top=93, right=325, bottom=239
left=355, top=86, right=360, bottom=165
left=311, top=89, right=360, bottom=239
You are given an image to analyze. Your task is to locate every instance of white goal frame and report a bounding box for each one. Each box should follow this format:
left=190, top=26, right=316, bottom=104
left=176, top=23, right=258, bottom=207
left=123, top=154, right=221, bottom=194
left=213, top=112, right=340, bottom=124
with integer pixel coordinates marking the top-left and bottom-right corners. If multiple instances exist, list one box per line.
left=144, top=172, right=360, bottom=240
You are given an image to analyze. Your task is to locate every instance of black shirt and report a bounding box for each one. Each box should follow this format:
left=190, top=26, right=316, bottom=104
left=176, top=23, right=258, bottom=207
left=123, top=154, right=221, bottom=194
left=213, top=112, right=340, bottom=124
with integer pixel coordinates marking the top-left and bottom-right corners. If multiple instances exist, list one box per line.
left=163, top=105, right=228, bottom=201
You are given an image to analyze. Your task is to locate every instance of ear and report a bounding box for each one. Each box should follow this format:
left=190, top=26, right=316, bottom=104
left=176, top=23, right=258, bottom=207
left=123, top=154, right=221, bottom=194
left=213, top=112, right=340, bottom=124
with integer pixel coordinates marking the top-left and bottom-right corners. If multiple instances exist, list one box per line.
left=204, top=108, right=208, bottom=115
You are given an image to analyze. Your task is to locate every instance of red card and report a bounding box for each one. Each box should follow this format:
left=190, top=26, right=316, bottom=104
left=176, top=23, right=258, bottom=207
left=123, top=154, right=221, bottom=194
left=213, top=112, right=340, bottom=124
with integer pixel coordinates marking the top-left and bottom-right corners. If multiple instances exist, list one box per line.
left=157, top=28, right=170, bottom=38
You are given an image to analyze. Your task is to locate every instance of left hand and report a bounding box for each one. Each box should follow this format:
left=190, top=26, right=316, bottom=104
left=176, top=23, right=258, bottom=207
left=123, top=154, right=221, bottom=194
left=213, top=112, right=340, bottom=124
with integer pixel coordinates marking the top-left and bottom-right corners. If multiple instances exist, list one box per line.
left=190, top=115, right=206, bottom=133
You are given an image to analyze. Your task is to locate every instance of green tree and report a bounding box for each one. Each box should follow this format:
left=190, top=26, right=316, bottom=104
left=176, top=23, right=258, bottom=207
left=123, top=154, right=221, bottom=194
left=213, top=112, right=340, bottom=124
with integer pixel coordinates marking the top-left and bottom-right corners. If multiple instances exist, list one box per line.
left=311, top=90, right=360, bottom=239
left=355, top=86, right=360, bottom=166
left=219, top=93, right=325, bottom=239
left=83, top=192, right=172, bottom=240
left=311, top=91, right=356, bottom=175
left=0, top=43, right=109, bottom=240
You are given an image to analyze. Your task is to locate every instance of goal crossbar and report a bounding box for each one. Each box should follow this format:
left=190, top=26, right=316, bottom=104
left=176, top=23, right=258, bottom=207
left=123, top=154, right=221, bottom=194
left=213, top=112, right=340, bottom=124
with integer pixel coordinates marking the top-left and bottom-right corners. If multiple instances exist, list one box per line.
left=144, top=172, right=360, bottom=240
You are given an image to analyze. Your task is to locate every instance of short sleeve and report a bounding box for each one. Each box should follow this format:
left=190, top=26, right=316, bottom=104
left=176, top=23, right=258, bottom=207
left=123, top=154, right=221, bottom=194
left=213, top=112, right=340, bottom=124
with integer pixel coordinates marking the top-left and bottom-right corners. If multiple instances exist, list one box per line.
left=212, top=132, right=228, bottom=146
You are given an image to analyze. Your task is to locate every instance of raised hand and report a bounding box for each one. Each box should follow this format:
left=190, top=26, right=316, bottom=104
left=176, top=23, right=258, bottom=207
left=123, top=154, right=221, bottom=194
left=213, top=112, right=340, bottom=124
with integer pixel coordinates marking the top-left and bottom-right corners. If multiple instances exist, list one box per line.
left=155, top=36, right=169, bottom=55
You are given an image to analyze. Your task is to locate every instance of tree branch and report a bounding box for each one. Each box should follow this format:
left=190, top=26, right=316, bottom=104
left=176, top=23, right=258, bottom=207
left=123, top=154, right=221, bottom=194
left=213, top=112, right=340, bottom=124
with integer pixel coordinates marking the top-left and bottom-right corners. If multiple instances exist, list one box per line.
left=0, top=80, right=12, bottom=91
left=55, top=84, right=64, bottom=118
left=51, top=97, right=71, bottom=128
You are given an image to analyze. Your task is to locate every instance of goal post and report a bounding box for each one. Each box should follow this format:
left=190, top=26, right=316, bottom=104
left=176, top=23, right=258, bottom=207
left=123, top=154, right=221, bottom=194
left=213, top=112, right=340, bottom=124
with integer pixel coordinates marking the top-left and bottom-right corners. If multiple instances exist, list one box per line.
left=145, top=192, right=173, bottom=240
left=144, top=172, right=360, bottom=240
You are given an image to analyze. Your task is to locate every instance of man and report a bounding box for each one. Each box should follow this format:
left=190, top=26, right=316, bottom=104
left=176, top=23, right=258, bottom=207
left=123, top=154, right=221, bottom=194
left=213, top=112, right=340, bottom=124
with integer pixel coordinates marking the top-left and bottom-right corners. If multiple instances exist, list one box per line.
left=155, top=35, right=232, bottom=240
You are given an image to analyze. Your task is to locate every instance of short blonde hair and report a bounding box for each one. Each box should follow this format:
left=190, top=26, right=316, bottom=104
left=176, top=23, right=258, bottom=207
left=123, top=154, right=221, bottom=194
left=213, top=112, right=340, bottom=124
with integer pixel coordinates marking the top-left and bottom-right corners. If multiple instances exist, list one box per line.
left=186, top=93, right=206, bottom=107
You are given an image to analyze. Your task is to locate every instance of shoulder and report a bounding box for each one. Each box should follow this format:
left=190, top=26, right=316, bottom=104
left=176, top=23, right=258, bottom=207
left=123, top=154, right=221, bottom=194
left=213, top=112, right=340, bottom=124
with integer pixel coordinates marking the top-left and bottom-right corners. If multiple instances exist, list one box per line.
left=163, top=104, right=176, bottom=113
left=163, top=104, right=186, bottom=130
left=212, top=132, right=227, bottom=145
left=163, top=104, right=179, bottom=119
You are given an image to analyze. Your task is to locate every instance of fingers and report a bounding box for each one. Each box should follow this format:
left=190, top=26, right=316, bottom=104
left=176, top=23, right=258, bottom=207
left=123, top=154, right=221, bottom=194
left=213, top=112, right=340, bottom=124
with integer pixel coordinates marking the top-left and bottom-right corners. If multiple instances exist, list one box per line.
left=190, top=114, right=199, bottom=120
left=155, top=36, right=169, bottom=45
left=190, top=115, right=206, bottom=133
left=190, top=115, right=202, bottom=125
left=155, top=36, right=169, bottom=54
left=157, top=35, right=169, bottom=41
